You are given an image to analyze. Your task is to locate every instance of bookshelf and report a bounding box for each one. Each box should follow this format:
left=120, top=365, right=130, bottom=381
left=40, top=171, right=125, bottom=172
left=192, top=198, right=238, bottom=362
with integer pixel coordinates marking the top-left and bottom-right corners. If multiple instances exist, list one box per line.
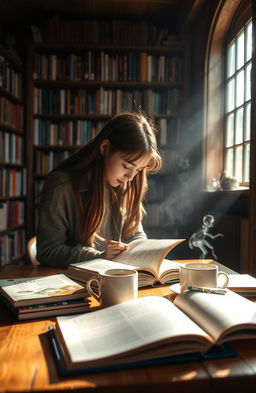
left=27, top=17, right=184, bottom=238
left=0, top=38, right=26, bottom=266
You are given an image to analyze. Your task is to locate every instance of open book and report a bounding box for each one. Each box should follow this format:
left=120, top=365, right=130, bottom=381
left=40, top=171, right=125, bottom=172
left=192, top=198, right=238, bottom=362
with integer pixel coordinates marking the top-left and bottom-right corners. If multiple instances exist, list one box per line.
left=65, top=238, right=185, bottom=287
left=0, top=274, right=90, bottom=320
left=0, top=274, right=88, bottom=307
left=52, top=289, right=256, bottom=372
left=227, top=274, right=256, bottom=296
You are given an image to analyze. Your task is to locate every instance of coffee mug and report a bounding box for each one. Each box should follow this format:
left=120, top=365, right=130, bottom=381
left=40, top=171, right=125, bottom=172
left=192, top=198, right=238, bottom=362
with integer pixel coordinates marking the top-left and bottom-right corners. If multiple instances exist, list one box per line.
left=86, top=268, right=138, bottom=307
left=179, top=263, right=229, bottom=292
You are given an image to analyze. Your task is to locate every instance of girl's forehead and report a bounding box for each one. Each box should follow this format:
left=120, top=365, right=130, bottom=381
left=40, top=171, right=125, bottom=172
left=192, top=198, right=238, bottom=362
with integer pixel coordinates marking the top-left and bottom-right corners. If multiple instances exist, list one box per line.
left=121, top=152, right=151, bottom=167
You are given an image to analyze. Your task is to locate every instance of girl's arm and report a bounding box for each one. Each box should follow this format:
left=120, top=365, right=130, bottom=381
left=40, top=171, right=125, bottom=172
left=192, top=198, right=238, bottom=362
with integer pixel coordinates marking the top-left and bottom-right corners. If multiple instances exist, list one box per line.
left=36, top=173, right=103, bottom=267
left=123, top=221, right=147, bottom=243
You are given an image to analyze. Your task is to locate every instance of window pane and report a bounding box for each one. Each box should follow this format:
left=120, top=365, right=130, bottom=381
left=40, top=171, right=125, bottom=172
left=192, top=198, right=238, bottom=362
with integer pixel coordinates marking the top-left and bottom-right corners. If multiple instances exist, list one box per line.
left=234, top=145, right=243, bottom=181
left=245, top=102, right=251, bottom=140
left=226, top=113, right=234, bottom=147
left=236, top=30, right=244, bottom=69
left=224, top=19, right=251, bottom=188
left=245, top=62, right=251, bottom=101
left=235, top=108, right=243, bottom=144
left=227, top=78, right=235, bottom=111
left=227, top=41, right=235, bottom=77
left=246, top=21, right=252, bottom=62
left=236, top=70, right=244, bottom=107
left=244, top=143, right=250, bottom=182
left=226, top=148, right=234, bottom=177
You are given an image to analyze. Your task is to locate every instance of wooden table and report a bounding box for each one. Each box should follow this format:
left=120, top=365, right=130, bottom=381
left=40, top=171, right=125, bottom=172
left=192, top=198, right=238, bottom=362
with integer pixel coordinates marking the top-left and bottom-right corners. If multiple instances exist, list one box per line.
left=1, top=264, right=256, bottom=393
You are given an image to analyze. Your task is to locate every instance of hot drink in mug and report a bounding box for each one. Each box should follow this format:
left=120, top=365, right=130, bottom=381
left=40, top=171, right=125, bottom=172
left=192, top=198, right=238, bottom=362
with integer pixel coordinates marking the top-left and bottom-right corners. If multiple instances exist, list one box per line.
left=86, top=268, right=138, bottom=308
left=179, top=263, right=229, bottom=292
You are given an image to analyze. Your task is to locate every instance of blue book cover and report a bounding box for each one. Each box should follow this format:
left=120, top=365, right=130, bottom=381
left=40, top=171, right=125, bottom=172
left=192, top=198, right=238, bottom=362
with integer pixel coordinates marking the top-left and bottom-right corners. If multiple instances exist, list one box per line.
left=48, top=326, right=237, bottom=377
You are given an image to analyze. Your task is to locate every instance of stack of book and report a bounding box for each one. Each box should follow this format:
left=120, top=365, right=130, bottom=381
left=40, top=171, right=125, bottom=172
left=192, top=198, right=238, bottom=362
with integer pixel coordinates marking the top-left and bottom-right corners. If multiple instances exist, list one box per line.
left=0, top=274, right=89, bottom=320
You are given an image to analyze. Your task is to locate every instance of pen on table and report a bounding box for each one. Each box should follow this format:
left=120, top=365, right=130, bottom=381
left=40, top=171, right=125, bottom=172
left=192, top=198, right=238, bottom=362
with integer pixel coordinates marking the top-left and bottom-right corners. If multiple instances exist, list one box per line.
left=187, top=285, right=227, bottom=295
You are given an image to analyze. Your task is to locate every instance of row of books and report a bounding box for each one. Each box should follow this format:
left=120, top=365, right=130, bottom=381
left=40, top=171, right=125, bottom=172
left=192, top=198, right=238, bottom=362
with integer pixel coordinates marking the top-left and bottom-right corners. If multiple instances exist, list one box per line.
left=0, top=167, right=26, bottom=197
left=33, top=18, right=178, bottom=46
left=0, top=274, right=90, bottom=320
left=33, top=53, right=181, bottom=83
left=34, top=87, right=180, bottom=115
left=0, top=97, right=23, bottom=129
left=33, top=118, right=178, bottom=147
left=0, top=228, right=25, bottom=265
left=0, top=200, right=25, bottom=231
left=0, top=56, right=23, bottom=99
left=0, top=131, right=23, bottom=164
left=34, top=150, right=71, bottom=175
left=33, top=119, right=103, bottom=146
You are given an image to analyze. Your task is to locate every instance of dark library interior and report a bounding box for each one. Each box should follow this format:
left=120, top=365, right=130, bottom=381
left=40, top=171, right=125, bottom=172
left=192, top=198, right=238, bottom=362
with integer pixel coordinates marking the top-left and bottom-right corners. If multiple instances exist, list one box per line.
left=0, top=0, right=255, bottom=275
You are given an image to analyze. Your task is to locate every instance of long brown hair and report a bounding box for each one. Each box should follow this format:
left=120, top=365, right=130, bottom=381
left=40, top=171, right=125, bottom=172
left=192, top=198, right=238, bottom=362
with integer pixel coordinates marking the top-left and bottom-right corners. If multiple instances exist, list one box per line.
left=55, top=112, right=162, bottom=246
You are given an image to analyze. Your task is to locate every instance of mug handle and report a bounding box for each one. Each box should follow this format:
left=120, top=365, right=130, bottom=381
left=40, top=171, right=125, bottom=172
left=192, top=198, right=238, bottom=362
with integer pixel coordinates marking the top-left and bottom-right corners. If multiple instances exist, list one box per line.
left=86, top=276, right=101, bottom=302
left=217, top=271, right=229, bottom=288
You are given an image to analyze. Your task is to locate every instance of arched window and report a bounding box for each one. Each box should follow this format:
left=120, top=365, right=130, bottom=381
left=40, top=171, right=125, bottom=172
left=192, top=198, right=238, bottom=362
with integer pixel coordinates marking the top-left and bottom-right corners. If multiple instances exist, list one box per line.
left=204, top=0, right=252, bottom=190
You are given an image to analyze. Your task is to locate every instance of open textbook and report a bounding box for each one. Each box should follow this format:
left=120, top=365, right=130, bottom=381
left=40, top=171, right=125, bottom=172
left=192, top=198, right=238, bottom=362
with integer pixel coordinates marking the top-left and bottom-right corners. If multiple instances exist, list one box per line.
left=227, top=274, right=256, bottom=296
left=0, top=274, right=88, bottom=308
left=52, top=290, right=256, bottom=372
left=66, top=238, right=185, bottom=287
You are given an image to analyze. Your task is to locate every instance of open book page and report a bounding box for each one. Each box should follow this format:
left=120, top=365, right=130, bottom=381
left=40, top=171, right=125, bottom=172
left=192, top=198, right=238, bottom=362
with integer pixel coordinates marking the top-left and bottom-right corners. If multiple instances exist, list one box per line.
left=56, top=296, right=212, bottom=369
left=66, top=258, right=157, bottom=287
left=69, top=258, right=135, bottom=273
left=228, top=274, right=256, bottom=293
left=158, top=259, right=182, bottom=282
left=174, top=290, right=256, bottom=344
left=0, top=274, right=86, bottom=307
left=113, top=239, right=184, bottom=277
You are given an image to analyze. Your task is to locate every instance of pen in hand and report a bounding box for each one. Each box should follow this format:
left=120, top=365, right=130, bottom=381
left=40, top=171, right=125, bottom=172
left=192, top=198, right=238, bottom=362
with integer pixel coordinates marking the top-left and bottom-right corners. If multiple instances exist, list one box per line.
left=187, top=285, right=227, bottom=295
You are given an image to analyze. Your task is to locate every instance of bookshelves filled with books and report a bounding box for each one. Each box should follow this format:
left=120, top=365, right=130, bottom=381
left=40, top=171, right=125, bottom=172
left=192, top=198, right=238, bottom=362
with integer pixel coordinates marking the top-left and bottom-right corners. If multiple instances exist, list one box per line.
left=0, top=34, right=26, bottom=266
left=28, top=17, right=183, bottom=238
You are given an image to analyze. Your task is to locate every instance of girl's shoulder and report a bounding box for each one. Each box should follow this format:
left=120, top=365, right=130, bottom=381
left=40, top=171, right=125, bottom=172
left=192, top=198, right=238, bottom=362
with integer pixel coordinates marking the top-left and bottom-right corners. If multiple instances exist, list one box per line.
left=44, top=170, right=73, bottom=190
left=45, top=170, right=89, bottom=192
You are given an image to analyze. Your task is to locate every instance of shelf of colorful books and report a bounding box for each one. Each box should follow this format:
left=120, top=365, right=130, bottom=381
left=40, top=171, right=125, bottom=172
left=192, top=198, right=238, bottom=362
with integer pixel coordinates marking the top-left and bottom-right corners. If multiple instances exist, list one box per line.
left=0, top=167, right=26, bottom=198
left=33, top=87, right=180, bottom=116
left=0, top=200, right=25, bottom=231
left=0, top=227, right=26, bottom=266
left=28, top=18, right=184, bottom=238
left=0, top=34, right=26, bottom=262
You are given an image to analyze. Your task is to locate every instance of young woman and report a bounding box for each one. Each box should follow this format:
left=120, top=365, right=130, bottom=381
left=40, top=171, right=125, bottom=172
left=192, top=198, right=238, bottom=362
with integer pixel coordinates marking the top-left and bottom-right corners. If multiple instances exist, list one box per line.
left=36, top=112, right=162, bottom=266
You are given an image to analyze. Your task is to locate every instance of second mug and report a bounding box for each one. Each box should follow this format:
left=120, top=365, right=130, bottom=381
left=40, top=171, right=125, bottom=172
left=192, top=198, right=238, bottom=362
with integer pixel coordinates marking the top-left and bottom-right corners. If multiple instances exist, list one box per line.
left=179, top=263, right=229, bottom=292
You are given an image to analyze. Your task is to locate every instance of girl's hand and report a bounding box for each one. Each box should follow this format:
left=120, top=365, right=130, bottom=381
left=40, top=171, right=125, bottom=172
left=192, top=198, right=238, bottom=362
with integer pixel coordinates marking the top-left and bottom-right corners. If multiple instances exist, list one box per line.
left=103, top=240, right=128, bottom=260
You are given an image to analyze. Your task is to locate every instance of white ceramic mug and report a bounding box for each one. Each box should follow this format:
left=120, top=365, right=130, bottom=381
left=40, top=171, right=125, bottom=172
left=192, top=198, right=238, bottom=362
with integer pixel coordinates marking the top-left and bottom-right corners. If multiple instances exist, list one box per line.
left=179, top=263, right=229, bottom=292
left=86, top=268, right=138, bottom=308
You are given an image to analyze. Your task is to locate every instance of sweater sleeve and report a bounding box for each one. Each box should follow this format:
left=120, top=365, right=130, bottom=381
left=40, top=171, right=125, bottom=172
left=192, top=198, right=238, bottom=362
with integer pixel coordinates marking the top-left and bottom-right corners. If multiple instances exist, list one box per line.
left=36, top=173, right=103, bottom=267
left=122, top=221, right=147, bottom=244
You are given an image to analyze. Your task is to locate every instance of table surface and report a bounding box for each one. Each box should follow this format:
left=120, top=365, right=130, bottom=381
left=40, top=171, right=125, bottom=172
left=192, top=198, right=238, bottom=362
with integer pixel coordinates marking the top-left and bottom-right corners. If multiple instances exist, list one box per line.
left=1, top=262, right=256, bottom=393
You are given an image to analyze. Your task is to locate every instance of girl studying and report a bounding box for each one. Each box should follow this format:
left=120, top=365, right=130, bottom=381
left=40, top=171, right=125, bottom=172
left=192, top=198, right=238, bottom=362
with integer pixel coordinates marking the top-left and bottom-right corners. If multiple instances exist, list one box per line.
left=36, top=112, right=162, bottom=266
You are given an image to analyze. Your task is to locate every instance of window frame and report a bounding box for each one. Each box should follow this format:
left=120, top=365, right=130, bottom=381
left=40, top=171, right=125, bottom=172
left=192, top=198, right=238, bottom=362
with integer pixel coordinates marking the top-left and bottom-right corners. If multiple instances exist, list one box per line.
left=224, top=18, right=252, bottom=187
left=203, top=0, right=251, bottom=191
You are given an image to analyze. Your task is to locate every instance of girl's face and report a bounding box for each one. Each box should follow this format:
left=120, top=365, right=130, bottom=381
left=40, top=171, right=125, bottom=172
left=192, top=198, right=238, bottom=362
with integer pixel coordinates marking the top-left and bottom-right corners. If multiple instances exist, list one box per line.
left=101, top=141, right=151, bottom=187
